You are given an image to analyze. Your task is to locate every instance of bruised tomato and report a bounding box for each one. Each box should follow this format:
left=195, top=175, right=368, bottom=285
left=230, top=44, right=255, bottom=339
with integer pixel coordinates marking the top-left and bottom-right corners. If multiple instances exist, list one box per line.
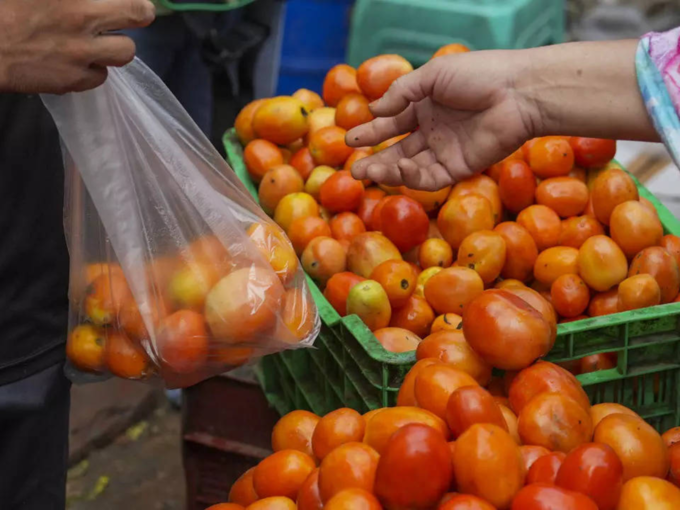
left=377, top=195, right=429, bottom=253
left=610, top=200, right=663, bottom=258
left=494, top=221, right=538, bottom=282
left=498, top=159, right=536, bottom=214
left=430, top=313, right=462, bottom=333
left=462, top=290, right=553, bottom=370
left=389, top=295, right=435, bottom=338
left=356, top=54, right=413, bottom=101
left=67, top=324, right=106, bottom=373
left=104, top=330, right=149, bottom=380
left=346, top=232, right=402, bottom=278
left=628, top=246, right=680, bottom=303
left=559, top=215, right=605, bottom=249
left=301, top=236, right=347, bottom=286
left=456, top=230, right=507, bottom=284
left=416, top=330, right=492, bottom=386
left=578, top=235, right=628, bottom=292
left=517, top=205, right=562, bottom=252
left=570, top=137, right=617, bottom=168
left=535, top=177, right=589, bottom=218
left=590, top=168, right=639, bottom=225
left=438, top=194, right=495, bottom=250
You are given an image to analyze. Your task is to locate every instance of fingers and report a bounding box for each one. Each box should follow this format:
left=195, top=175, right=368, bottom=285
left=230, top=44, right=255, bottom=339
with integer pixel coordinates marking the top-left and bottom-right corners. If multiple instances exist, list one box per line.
left=91, top=35, right=137, bottom=67
left=90, top=0, right=156, bottom=32
left=346, top=103, right=417, bottom=148
left=70, top=66, right=109, bottom=93
left=350, top=131, right=426, bottom=183
left=369, top=63, right=438, bottom=118
left=398, top=156, right=455, bottom=191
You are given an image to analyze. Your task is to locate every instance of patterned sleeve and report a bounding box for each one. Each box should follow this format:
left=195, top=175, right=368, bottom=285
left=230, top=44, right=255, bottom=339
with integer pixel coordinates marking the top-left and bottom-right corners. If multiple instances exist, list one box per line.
left=637, top=28, right=680, bottom=164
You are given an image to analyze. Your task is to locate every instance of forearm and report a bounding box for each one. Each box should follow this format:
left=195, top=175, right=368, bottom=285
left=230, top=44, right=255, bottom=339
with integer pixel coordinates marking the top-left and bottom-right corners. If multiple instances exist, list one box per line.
left=516, top=40, right=659, bottom=143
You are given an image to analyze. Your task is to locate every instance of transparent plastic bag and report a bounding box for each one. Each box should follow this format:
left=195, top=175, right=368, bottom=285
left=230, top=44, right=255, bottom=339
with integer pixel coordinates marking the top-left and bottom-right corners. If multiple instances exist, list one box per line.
left=43, top=58, right=319, bottom=388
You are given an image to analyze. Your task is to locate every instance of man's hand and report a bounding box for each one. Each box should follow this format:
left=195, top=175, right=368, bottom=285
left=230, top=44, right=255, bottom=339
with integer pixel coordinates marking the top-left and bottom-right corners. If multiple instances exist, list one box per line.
left=0, top=0, right=155, bottom=94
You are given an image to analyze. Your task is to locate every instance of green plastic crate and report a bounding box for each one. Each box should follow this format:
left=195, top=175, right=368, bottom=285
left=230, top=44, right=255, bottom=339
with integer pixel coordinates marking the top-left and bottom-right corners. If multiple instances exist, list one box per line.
left=224, top=128, right=680, bottom=431
left=347, top=0, right=565, bottom=67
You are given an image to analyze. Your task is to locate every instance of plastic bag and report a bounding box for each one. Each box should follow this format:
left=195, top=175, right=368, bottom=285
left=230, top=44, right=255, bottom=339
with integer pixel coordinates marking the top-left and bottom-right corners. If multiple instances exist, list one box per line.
left=42, top=58, right=319, bottom=388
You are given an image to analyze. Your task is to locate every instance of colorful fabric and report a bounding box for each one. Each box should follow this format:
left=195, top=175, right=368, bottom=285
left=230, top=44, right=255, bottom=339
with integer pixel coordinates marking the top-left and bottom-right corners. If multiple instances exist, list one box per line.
left=637, top=28, right=680, bottom=165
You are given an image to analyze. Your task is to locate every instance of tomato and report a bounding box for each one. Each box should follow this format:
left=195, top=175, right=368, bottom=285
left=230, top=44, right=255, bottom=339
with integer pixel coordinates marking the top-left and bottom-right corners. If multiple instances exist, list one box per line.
left=663, top=427, right=680, bottom=448
left=322, top=64, right=361, bottom=107
left=247, top=497, right=296, bottom=510
left=629, top=246, right=680, bottom=303
left=660, top=234, right=680, bottom=268
left=438, top=194, right=495, bottom=250
left=363, top=406, right=450, bottom=455
left=346, top=232, right=402, bottom=278
left=235, top=98, right=266, bottom=145
left=389, top=295, right=435, bottom=338
left=446, top=385, right=508, bottom=438
left=555, top=443, right=623, bottom=510
left=66, top=324, right=106, bottom=373
left=323, top=272, right=365, bottom=316
left=610, top=200, right=663, bottom=259
left=378, top=195, right=430, bottom=253
left=577, top=235, right=628, bottom=292
left=449, top=175, right=503, bottom=225
left=494, top=222, right=538, bottom=282
left=271, top=411, right=320, bottom=459
left=498, top=159, right=536, bottom=214
left=401, top=186, right=452, bottom=213
left=253, top=449, right=316, bottom=500
left=517, top=205, right=562, bottom=252
left=335, top=93, right=374, bottom=131
left=617, top=274, right=661, bottom=311
left=373, top=327, right=421, bottom=353
left=424, top=267, right=485, bottom=315
left=457, top=230, right=507, bottom=284
left=244, top=139, right=285, bottom=183
left=509, top=361, right=591, bottom=414
left=430, top=313, right=463, bottom=333
left=397, top=359, right=441, bottom=407
left=580, top=352, right=617, bottom=373
left=432, top=43, right=471, bottom=58
left=329, top=212, right=366, bottom=242
left=527, top=452, right=566, bottom=485
left=590, top=168, right=639, bottom=225
left=438, top=494, right=496, bottom=510
left=297, top=469, right=323, bottom=510
left=356, top=54, right=413, bottom=101
left=104, top=330, right=149, bottom=379
left=318, top=170, right=364, bottom=213
left=414, top=364, right=479, bottom=420
left=290, top=147, right=316, bottom=181
left=588, top=289, right=619, bottom=317
left=594, top=413, right=669, bottom=482
left=617, top=476, right=680, bottom=510
left=535, top=177, right=589, bottom=218
left=317, top=442, right=379, bottom=502
left=207, top=504, right=246, bottom=510
left=569, top=137, right=617, bottom=168
left=311, top=408, right=365, bottom=460
left=551, top=274, right=590, bottom=318
left=462, top=289, right=554, bottom=371
left=420, top=238, right=454, bottom=269
left=230, top=467, right=259, bottom=506
left=344, top=147, right=372, bottom=172
left=157, top=310, right=209, bottom=374
left=520, top=445, right=551, bottom=473
left=587, top=404, right=638, bottom=431
left=528, top=137, right=575, bottom=179
left=669, top=443, right=680, bottom=487
left=453, top=424, right=525, bottom=509
left=253, top=96, right=310, bottom=145
left=324, top=489, right=381, bottom=510
left=498, top=405, right=522, bottom=445
left=416, top=330, right=492, bottom=385
left=356, top=187, right=386, bottom=228
left=558, top=216, right=605, bottom=249
left=375, top=424, right=453, bottom=509
left=534, top=246, right=579, bottom=286
left=370, top=259, right=416, bottom=308
left=511, top=484, right=598, bottom=510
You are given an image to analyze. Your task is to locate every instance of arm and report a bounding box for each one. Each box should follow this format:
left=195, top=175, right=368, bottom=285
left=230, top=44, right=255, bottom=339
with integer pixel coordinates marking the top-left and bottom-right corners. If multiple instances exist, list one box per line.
left=347, top=40, right=658, bottom=191
left=0, top=0, right=155, bottom=95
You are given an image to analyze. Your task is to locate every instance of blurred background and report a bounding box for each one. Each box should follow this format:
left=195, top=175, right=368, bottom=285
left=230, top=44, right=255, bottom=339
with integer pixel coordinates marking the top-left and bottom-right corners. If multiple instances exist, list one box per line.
left=65, top=1, right=680, bottom=509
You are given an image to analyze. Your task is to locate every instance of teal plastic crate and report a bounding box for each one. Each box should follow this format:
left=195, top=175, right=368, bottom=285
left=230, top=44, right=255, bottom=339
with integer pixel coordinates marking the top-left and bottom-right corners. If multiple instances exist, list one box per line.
left=224, top=128, right=680, bottom=431
left=347, top=0, right=565, bottom=67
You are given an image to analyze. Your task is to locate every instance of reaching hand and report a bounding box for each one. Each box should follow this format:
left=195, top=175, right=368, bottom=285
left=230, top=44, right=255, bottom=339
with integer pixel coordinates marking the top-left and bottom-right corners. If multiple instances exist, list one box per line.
left=0, top=0, right=155, bottom=94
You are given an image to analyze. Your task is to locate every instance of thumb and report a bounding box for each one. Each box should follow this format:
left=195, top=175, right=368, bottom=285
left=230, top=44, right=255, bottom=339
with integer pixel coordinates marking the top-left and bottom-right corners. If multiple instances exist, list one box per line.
left=369, top=63, right=436, bottom=117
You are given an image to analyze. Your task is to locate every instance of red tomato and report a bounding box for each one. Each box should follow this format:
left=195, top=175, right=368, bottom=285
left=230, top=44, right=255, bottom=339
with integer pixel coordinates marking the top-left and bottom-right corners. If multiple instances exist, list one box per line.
left=511, top=484, right=598, bottom=510
left=569, top=137, right=617, bottom=168
left=378, top=196, right=430, bottom=252
left=446, top=385, right=508, bottom=438
left=526, top=452, right=566, bottom=485
left=438, top=494, right=496, bottom=510
left=498, top=159, right=536, bottom=214
left=555, top=443, right=623, bottom=510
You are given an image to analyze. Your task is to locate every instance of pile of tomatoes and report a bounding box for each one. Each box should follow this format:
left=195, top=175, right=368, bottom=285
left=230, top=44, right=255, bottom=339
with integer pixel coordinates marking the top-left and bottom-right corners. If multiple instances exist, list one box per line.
left=234, top=43, right=680, bottom=375
left=209, top=359, right=680, bottom=510
left=65, top=222, right=316, bottom=386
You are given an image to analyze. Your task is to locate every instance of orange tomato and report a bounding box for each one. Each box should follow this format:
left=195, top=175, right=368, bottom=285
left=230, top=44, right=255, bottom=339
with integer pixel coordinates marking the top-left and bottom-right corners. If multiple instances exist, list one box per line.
left=516, top=205, right=562, bottom=252
left=617, top=476, right=680, bottom=510
left=84, top=271, right=131, bottom=326
left=317, top=442, right=379, bottom=502
left=610, top=200, right=663, bottom=258
left=437, top=194, right=495, bottom=250
left=498, top=159, right=536, bottom=214
left=586, top=288, right=618, bottom=317
left=487, top=148, right=525, bottom=182
left=301, top=236, right=347, bottom=286
left=559, top=215, right=605, bottom=249
left=629, top=246, right=680, bottom=303
left=617, top=274, right=661, bottom=311
left=594, top=413, right=669, bottom=482
left=456, top=230, right=507, bottom=284
left=329, top=212, right=366, bottom=242
left=397, top=359, right=441, bottom=407
left=253, top=96, right=309, bottom=145
left=453, top=424, right=525, bottom=509
left=446, top=385, right=507, bottom=438
left=590, top=168, right=639, bottom=225
left=521, top=445, right=551, bottom=473
left=356, top=54, right=413, bottom=101
left=273, top=192, right=320, bottom=233
left=416, top=330, right=492, bottom=385
left=578, top=235, right=628, bottom=292
left=533, top=246, right=579, bottom=286
left=499, top=405, right=521, bottom=445
left=527, top=452, right=566, bottom=485
left=669, top=443, right=680, bottom=487
left=660, top=234, right=680, bottom=268
left=319, top=170, right=364, bottom=213
left=323, top=272, right=365, bottom=316
left=289, top=147, right=316, bottom=181
left=322, top=64, right=361, bottom=107
left=424, top=266, right=485, bottom=315
left=346, top=232, right=402, bottom=278
left=374, top=424, right=453, bottom=509
left=207, top=504, right=246, bottom=510
left=335, top=93, right=374, bottom=131
left=432, top=43, right=471, bottom=59
left=230, top=467, right=259, bottom=507
left=67, top=324, right=106, bottom=373
left=570, top=137, right=617, bottom=168
left=324, top=489, right=381, bottom=510
left=528, top=137, right=575, bottom=179
left=271, top=410, right=320, bottom=458
left=246, top=497, right=296, bottom=510
left=419, top=238, right=454, bottom=269
left=510, top=484, right=598, bottom=510
left=104, top=330, right=148, bottom=379
left=535, top=177, right=589, bottom=218
left=462, top=289, right=554, bottom=371
left=309, top=126, right=354, bottom=167
left=504, top=286, right=557, bottom=337
left=297, top=469, right=323, bottom=510
left=253, top=449, right=316, bottom=500
left=258, top=165, right=305, bottom=215
left=374, top=327, right=421, bottom=353
left=305, top=166, right=336, bottom=201
left=293, top=88, right=324, bottom=111
left=439, top=494, right=495, bottom=510
left=156, top=309, right=209, bottom=375
left=247, top=222, right=299, bottom=284
left=430, top=313, right=462, bottom=333
left=370, top=259, right=417, bottom=308
left=307, top=107, right=337, bottom=140
left=344, top=147, right=372, bottom=173
left=449, top=175, right=503, bottom=225
left=589, top=403, right=640, bottom=429
left=288, top=216, right=332, bottom=256
left=389, top=295, right=435, bottom=338
left=663, top=427, right=680, bottom=448
left=414, top=363, right=479, bottom=420
left=401, top=186, right=451, bottom=213
left=494, top=221, right=538, bottom=282
left=312, top=408, right=365, bottom=460
left=235, top=99, right=266, bottom=145
left=551, top=273, right=590, bottom=318
left=377, top=195, right=430, bottom=253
